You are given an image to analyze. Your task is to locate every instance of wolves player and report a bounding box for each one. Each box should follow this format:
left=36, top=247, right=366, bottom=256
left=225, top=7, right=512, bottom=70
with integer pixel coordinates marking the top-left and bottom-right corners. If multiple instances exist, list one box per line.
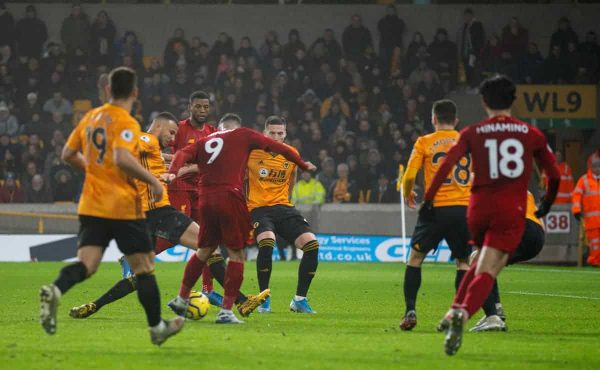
left=421, top=75, right=560, bottom=355
left=69, top=112, right=268, bottom=319
left=399, top=100, right=471, bottom=330
left=250, top=115, right=320, bottom=314
left=168, top=113, right=316, bottom=324
left=40, top=68, right=183, bottom=345
left=469, top=191, right=545, bottom=332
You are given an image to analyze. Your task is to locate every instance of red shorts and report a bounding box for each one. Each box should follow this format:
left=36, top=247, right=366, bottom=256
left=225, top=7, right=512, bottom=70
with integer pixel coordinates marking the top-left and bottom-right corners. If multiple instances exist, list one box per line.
left=196, top=191, right=252, bottom=250
left=167, top=189, right=201, bottom=221
left=467, top=193, right=526, bottom=254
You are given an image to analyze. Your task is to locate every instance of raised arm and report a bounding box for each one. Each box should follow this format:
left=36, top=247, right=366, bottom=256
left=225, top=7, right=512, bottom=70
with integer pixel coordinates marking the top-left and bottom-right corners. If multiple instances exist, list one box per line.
left=169, top=142, right=198, bottom=177
left=249, top=131, right=315, bottom=171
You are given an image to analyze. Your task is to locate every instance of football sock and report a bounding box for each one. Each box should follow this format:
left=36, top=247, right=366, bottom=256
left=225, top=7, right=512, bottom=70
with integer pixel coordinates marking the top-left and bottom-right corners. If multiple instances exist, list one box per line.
left=136, top=273, right=162, bottom=327
left=154, top=238, right=174, bottom=254
left=462, top=272, right=495, bottom=318
left=223, top=261, right=244, bottom=310
left=494, top=280, right=501, bottom=305
left=179, top=253, right=205, bottom=299
left=455, top=269, right=467, bottom=291
left=296, top=240, right=319, bottom=297
left=207, top=255, right=247, bottom=303
left=403, top=265, right=421, bottom=312
left=53, top=262, right=88, bottom=294
left=257, top=238, right=275, bottom=291
left=481, top=279, right=499, bottom=317
left=202, top=265, right=214, bottom=293
left=452, top=263, right=476, bottom=307
left=94, top=276, right=137, bottom=310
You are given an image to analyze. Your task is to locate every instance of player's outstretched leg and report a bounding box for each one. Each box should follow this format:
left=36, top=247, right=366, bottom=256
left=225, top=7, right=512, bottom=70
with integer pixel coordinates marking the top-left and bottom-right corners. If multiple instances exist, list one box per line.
left=470, top=280, right=506, bottom=332
left=216, top=248, right=245, bottom=324
left=168, top=253, right=206, bottom=316
left=40, top=261, right=89, bottom=335
left=256, top=238, right=275, bottom=313
left=70, top=276, right=137, bottom=319
left=290, top=238, right=319, bottom=314
left=442, top=308, right=466, bottom=356
left=203, top=254, right=224, bottom=307
left=119, top=255, right=134, bottom=279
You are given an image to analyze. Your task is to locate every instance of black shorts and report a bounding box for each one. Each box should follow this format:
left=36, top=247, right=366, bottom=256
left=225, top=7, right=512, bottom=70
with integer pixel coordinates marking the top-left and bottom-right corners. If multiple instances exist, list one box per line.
left=411, top=205, right=471, bottom=260
left=251, top=205, right=312, bottom=245
left=146, top=205, right=194, bottom=245
left=78, top=215, right=153, bottom=256
left=509, top=220, right=545, bottom=265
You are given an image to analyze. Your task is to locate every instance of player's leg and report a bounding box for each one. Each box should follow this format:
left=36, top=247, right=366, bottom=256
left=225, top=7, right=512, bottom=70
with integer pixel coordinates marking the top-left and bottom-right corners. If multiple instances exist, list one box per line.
left=69, top=275, right=138, bottom=319
left=290, top=232, right=319, bottom=314
left=190, top=195, right=218, bottom=300
left=40, top=215, right=109, bottom=335
left=216, top=247, right=246, bottom=324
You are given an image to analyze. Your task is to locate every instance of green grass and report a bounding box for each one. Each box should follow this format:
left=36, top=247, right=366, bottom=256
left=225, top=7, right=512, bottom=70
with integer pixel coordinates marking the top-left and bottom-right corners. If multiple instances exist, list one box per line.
left=1, top=262, right=599, bottom=370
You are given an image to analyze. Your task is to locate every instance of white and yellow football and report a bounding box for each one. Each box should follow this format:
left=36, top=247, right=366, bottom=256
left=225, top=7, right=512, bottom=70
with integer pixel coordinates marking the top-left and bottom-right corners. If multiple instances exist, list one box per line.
left=186, top=291, right=210, bottom=320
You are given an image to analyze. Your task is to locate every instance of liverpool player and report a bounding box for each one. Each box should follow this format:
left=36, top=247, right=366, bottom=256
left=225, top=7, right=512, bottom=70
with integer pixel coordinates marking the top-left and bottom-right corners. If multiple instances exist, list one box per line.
left=249, top=116, right=321, bottom=314
left=421, top=75, right=560, bottom=355
left=169, top=113, right=316, bottom=324
left=68, top=112, right=268, bottom=319
left=399, top=100, right=471, bottom=330
left=163, top=90, right=222, bottom=307
left=40, top=67, right=183, bottom=345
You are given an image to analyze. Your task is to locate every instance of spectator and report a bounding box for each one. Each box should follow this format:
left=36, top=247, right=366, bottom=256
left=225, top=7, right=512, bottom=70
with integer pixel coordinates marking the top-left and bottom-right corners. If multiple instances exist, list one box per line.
left=0, top=102, right=18, bottom=136
left=283, top=29, right=306, bottom=67
left=237, top=37, right=259, bottom=61
left=572, top=158, right=600, bottom=267
left=405, top=32, right=427, bottom=74
left=364, top=173, right=398, bottom=204
left=579, top=31, right=600, bottom=83
left=428, top=28, right=457, bottom=93
left=210, top=32, right=235, bottom=61
left=43, top=91, right=72, bottom=116
left=342, top=14, right=373, bottom=62
left=90, top=10, right=116, bottom=67
left=18, top=92, right=42, bottom=124
left=20, top=159, right=37, bottom=187
left=377, top=5, right=405, bottom=75
left=549, top=17, right=578, bottom=56
left=459, top=8, right=485, bottom=90
left=14, top=5, right=47, bottom=60
left=0, top=172, right=24, bottom=203
left=0, top=2, right=15, bottom=64
left=543, top=44, right=568, bottom=84
left=501, top=17, right=528, bottom=60
left=25, top=173, right=51, bottom=203
left=114, top=31, right=143, bottom=68
left=311, top=29, right=342, bottom=67
left=259, top=30, right=280, bottom=63
left=40, top=42, right=66, bottom=78
left=481, top=34, right=503, bottom=75
left=316, top=157, right=336, bottom=192
left=292, top=170, right=326, bottom=205
left=328, top=162, right=357, bottom=203
left=518, top=42, right=544, bottom=83
left=60, top=3, right=91, bottom=55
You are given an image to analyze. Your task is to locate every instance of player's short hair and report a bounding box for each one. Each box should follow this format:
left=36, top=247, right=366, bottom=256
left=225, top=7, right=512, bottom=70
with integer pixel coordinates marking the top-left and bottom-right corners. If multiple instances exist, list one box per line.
left=479, top=75, right=516, bottom=110
left=189, top=90, right=210, bottom=104
left=264, top=115, right=286, bottom=130
left=155, top=111, right=177, bottom=123
left=219, top=113, right=242, bottom=126
left=108, top=67, right=136, bottom=100
left=432, top=99, right=457, bottom=124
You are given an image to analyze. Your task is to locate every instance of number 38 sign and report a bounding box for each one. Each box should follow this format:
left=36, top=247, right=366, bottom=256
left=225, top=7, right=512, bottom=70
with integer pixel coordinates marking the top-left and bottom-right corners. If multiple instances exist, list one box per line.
left=543, top=212, right=571, bottom=233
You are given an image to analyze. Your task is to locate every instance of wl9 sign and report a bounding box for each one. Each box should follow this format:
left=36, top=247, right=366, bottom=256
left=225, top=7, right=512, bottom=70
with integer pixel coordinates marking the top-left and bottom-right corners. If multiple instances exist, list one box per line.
left=514, top=85, right=597, bottom=119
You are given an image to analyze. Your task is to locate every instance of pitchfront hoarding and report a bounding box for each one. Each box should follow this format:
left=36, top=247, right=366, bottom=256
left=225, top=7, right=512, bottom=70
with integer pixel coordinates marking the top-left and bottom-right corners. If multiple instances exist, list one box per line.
left=0, top=234, right=453, bottom=263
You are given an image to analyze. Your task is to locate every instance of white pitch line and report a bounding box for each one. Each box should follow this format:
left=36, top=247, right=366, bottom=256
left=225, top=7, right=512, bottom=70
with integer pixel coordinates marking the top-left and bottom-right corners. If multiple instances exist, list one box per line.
left=507, top=291, right=600, bottom=300
left=509, top=267, right=600, bottom=275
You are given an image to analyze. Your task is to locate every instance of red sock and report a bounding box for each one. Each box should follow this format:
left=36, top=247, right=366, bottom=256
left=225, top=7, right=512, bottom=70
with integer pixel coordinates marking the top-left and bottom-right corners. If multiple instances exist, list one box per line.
left=202, top=265, right=214, bottom=293
left=178, top=253, right=205, bottom=299
left=453, top=263, right=476, bottom=307
left=155, top=238, right=175, bottom=255
left=222, top=261, right=244, bottom=310
left=462, top=272, right=495, bottom=318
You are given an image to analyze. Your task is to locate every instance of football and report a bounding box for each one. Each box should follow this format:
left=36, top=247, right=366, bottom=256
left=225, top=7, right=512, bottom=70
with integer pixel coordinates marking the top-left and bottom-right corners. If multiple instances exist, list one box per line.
left=186, top=291, right=210, bottom=320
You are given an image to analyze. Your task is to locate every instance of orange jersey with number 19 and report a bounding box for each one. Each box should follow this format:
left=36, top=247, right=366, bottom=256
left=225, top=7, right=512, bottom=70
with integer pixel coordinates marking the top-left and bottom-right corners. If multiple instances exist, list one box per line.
left=138, top=133, right=170, bottom=212
left=407, top=130, right=471, bottom=207
left=65, top=103, right=144, bottom=219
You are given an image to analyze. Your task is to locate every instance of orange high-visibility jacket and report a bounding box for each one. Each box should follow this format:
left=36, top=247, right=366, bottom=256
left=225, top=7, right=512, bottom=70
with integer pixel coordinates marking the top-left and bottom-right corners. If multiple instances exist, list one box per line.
left=543, top=162, right=574, bottom=204
left=572, top=170, right=600, bottom=230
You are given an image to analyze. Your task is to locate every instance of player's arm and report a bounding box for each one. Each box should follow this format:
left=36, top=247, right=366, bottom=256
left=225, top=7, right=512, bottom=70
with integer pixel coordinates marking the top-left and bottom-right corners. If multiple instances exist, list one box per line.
left=177, top=164, right=199, bottom=177
left=62, top=124, right=86, bottom=172
left=169, top=142, right=198, bottom=177
left=249, top=131, right=315, bottom=171
left=534, top=139, right=560, bottom=217
left=402, top=138, right=424, bottom=209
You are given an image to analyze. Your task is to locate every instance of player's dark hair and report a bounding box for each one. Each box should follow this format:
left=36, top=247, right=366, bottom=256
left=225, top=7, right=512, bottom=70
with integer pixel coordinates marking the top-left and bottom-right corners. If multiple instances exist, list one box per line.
left=432, top=99, right=457, bottom=124
left=264, top=115, right=286, bottom=130
left=479, top=75, right=516, bottom=110
left=108, top=67, right=136, bottom=100
left=155, top=111, right=177, bottom=123
left=219, top=113, right=242, bottom=126
left=189, top=90, right=210, bottom=104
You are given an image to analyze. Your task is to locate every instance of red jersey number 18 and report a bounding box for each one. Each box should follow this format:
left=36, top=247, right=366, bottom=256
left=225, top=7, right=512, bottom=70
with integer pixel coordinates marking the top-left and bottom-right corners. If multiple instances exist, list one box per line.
left=484, top=138, right=524, bottom=179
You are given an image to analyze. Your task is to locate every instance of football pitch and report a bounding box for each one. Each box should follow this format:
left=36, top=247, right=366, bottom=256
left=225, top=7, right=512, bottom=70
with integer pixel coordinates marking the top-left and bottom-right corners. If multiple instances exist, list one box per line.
left=1, top=261, right=599, bottom=370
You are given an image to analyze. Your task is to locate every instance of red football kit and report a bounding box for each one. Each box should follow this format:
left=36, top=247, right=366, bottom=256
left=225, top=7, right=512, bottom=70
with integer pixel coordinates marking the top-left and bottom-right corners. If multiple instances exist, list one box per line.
left=425, top=115, right=560, bottom=253
left=169, top=127, right=310, bottom=249
left=168, top=118, right=217, bottom=217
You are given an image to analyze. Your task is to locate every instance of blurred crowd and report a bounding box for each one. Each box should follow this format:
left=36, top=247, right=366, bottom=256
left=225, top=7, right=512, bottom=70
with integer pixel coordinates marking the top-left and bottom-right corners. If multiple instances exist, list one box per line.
left=0, top=2, right=599, bottom=204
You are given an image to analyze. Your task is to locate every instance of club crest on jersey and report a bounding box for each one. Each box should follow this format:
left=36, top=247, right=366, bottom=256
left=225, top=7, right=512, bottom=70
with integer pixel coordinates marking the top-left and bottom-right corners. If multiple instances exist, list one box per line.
left=188, top=139, right=195, bottom=144
left=121, top=129, right=134, bottom=142
left=283, top=161, right=290, bottom=169
left=140, top=135, right=150, bottom=143
left=259, top=168, right=269, bottom=177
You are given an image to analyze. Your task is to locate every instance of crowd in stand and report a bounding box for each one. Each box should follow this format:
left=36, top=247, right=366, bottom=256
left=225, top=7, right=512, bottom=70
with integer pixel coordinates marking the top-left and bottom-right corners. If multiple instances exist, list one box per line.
left=0, top=2, right=599, bottom=204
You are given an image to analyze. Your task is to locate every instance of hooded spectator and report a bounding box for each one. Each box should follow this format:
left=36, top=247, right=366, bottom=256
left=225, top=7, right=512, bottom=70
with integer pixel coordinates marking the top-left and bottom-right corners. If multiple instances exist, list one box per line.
left=342, top=14, right=373, bottom=62
left=60, top=3, right=91, bottom=55
left=15, top=5, right=48, bottom=60
left=550, top=17, right=578, bottom=55
left=90, top=10, right=116, bottom=67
